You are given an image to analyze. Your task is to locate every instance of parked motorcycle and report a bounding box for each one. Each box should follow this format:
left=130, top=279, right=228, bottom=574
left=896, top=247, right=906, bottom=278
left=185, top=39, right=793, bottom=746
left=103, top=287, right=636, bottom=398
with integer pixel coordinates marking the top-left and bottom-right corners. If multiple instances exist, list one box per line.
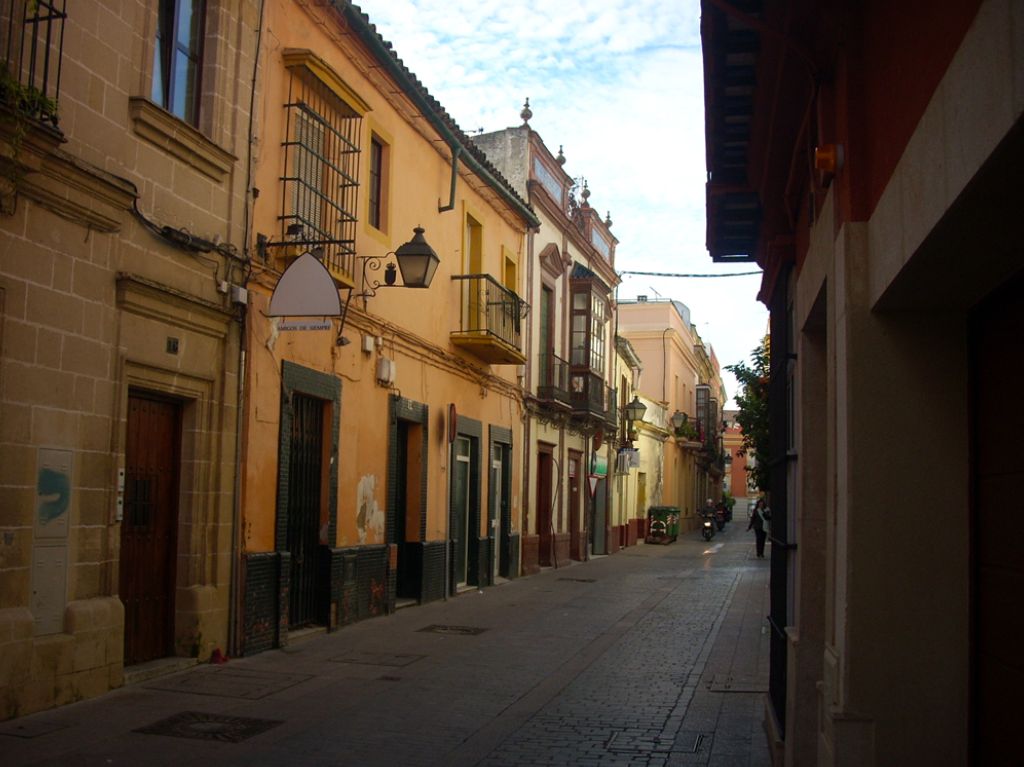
left=702, top=516, right=715, bottom=541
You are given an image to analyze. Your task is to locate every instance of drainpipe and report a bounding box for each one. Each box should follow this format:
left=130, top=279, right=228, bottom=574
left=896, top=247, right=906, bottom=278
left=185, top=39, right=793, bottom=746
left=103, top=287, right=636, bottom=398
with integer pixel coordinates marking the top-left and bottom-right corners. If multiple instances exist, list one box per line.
left=437, top=144, right=463, bottom=213
left=229, top=0, right=265, bottom=657
left=661, top=327, right=671, bottom=403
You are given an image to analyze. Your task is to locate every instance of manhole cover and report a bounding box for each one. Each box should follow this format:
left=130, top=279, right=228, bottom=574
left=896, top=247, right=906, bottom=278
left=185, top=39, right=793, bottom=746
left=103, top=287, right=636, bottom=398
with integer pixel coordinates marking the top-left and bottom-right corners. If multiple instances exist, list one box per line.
left=418, top=624, right=488, bottom=636
left=134, top=711, right=282, bottom=743
left=0, top=720, right=67, bottom=739
left=558, top=577, right=596, bottom=583
left=144, top=667, right=312, bottom=700
left=331, top=651, right=424, bottom=667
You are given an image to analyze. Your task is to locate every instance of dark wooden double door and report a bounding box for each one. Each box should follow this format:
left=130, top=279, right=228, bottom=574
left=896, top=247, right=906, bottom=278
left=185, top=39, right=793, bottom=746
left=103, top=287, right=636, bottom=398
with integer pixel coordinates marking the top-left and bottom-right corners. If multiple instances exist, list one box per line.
left=970, top=275, right=1023, bottom=762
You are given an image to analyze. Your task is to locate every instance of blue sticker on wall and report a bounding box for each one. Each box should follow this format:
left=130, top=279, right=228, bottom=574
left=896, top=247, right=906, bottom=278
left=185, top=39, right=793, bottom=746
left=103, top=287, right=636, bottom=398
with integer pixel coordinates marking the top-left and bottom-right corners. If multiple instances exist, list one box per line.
left=37, top=466, right=70, bottom=525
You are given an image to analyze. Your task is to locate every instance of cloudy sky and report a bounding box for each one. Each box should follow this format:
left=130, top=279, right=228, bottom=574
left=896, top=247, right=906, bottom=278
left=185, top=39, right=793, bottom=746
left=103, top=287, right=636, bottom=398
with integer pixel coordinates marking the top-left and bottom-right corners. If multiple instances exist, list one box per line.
left=352, top=0, right=768, bottom=406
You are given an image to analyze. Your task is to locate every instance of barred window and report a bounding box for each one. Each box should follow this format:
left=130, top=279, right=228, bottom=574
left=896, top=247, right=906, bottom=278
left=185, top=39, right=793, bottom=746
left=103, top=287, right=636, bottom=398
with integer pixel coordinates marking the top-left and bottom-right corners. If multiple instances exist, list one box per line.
left=367, top=135, right=384, bottom=231
left=281, top=54, right=366, bottom=283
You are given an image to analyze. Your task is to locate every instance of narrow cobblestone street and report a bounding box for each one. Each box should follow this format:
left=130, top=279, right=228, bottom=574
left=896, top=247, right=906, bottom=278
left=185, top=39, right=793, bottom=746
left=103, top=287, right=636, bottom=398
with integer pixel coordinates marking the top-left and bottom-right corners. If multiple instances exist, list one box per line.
left=2, top=529, right=770, bottom=767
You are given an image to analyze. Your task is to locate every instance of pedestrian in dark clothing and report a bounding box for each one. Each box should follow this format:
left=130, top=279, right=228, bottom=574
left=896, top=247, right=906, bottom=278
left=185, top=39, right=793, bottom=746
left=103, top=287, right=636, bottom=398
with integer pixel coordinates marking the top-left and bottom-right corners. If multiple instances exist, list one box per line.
left=748, top=500, right=769, bottom=558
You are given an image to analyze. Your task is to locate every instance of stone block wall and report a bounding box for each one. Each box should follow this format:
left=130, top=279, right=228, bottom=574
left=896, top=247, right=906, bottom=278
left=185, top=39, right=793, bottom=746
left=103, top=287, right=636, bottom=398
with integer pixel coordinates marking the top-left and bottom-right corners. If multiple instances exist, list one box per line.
left=0, top=597, right=123, bottom=720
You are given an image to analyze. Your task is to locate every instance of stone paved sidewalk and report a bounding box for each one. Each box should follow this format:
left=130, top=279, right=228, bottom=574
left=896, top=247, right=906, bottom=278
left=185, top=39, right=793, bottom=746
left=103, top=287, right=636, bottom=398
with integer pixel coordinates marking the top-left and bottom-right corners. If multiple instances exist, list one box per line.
left=1, top=529, right=770, bottom=766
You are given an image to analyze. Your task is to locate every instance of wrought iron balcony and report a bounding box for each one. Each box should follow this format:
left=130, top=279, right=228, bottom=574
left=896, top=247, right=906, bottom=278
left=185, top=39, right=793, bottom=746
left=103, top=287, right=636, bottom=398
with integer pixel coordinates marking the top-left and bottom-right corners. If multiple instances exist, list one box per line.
left=450, top=274, right=527, bottom=365
left=604, top=387, right=618, bottom=428
left=536, top=352, right=571, bottom=408
left=0, top=1, right=65, bottom=130
left=569, top=371, right=615, bottom=420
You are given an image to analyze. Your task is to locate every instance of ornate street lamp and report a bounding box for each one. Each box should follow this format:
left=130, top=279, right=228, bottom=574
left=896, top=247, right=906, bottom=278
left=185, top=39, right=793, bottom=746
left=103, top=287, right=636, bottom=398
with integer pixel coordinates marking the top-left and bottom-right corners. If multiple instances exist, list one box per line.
left=624, top=395, right=647, bottom=423
left=393, top=226, right=440, bottom=288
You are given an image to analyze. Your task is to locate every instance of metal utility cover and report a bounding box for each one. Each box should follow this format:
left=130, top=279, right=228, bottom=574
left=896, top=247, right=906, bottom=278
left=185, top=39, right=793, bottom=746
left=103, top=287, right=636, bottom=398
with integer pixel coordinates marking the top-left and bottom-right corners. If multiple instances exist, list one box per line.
left=134, top=711, right=282, bottom=743
left=417, top=624, right=488, bottom=636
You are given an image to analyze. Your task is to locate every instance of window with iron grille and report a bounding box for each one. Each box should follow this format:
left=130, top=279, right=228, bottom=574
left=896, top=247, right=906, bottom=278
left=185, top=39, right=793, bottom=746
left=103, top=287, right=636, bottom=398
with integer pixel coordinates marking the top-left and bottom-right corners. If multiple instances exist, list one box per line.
left=281, top=62, right=363, bottom=282
left=367, top=134, right=385, bottom=231
left=152, top=0, right=205, bottom=126
left=0, top=0, right=66, bottom=128
left=696, top=384, right=710, bottom=442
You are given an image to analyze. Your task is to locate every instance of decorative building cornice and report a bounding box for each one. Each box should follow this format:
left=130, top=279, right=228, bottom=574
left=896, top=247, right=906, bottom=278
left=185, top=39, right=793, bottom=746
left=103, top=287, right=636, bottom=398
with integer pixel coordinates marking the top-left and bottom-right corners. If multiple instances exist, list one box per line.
left=129, top=98, right=237, bottom=181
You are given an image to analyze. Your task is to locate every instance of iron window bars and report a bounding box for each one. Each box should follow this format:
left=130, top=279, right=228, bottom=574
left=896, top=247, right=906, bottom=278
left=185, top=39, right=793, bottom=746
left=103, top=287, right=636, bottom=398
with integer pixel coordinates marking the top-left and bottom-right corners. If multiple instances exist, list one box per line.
left=281, top=66, right=362, bottom=284
left=0, top=0, right=65, bottom=128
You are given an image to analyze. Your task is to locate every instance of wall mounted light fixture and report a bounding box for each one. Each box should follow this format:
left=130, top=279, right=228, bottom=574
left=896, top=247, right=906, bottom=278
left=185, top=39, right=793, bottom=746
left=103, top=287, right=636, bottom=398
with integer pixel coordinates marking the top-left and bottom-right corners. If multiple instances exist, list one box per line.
left=339, top=226, right=440, bottom=345
left=263, top=226, right=441, bottom=348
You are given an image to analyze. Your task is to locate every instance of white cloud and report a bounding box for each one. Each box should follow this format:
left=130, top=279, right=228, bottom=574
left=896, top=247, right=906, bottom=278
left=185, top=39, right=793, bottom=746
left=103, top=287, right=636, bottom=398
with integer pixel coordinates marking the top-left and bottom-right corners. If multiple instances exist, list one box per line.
left=352, top=0, right=767, bottom=405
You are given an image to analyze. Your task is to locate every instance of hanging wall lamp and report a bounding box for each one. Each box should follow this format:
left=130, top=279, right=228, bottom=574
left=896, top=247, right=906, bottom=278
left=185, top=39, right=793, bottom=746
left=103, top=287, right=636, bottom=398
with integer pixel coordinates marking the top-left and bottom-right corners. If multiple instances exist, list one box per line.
left=624, top=395, right=648, bottom=423
left=263, top=227, right=441, bottom=344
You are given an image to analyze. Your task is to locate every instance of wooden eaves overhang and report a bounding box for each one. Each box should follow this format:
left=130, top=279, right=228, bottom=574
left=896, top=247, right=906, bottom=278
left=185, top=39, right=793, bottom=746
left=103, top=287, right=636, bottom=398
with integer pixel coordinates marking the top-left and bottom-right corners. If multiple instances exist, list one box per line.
left=334, top=1, right=541, bottom=232
left=702, top=0, right=831, bottom=305
left=701, top=0, right=763, bottom=264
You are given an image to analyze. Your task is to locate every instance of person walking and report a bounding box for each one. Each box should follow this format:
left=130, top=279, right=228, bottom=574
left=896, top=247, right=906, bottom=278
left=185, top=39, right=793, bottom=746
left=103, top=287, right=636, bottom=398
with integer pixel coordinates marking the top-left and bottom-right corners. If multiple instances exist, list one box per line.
left=748, top=499, right=769, bottom=558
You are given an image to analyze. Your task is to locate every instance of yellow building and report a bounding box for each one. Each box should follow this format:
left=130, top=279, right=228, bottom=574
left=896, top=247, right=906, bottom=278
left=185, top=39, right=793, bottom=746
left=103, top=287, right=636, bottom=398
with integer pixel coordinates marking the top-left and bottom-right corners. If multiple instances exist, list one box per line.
left=618, top=299, right=725, bottom=531
left=474, top=119, right=620, bottom=566
left=235, top=1, right=539, bottom=652
left=0, top=1, right=252, bottom=717
left=611, top=336, right=667, bottom=549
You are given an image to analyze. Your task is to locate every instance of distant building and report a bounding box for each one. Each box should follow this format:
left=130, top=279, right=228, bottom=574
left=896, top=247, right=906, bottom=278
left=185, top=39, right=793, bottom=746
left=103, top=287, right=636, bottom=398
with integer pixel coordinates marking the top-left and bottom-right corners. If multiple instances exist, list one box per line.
left=475, top=118, right=620, bottom=564
left=618, top=299, right=726, bottom=530
left=721, top=410, right=751, bottom=516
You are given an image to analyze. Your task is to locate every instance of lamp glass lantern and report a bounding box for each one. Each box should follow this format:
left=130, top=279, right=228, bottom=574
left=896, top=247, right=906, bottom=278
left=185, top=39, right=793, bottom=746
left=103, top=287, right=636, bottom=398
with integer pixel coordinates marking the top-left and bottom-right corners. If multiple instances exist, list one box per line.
left=394, top=226, right=440, bottom=288
left=670, top=410, right=687, bottom=430
left=624, top=395, right=647, bottom=423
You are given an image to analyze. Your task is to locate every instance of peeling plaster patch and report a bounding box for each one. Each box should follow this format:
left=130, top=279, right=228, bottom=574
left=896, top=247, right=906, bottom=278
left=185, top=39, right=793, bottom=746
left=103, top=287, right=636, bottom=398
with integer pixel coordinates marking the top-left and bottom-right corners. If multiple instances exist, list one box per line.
left=356, top=474, right=384, bottom=544
left=266, top=316, right=280, bottom=353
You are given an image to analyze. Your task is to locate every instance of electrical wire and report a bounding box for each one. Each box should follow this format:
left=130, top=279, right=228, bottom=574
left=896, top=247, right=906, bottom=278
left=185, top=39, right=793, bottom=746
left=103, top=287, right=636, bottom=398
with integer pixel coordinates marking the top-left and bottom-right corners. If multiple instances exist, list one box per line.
left=618, top=270, right=762, bottom=278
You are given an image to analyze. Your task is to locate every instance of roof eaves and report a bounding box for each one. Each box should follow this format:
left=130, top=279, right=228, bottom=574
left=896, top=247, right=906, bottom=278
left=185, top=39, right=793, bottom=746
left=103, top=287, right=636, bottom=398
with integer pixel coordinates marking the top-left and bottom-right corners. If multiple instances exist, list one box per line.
left=342, top=2, right=541, bottom=229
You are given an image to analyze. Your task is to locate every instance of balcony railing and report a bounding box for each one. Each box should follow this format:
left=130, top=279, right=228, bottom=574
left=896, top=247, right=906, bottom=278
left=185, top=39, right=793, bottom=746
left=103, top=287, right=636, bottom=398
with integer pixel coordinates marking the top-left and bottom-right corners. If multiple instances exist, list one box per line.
left=450, top=274, right=527, bottom=365
left=0, top=1, right=65, bottom=129
left=605, top=388, right=618, bottom=428
left=537, top=352, right=571, bottom=407
left=570, top=371, right=615, bottom=420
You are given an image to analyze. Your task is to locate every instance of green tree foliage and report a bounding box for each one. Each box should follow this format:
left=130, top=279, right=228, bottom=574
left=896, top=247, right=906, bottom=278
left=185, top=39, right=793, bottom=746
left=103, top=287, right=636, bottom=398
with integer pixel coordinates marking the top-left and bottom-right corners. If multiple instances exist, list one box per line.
left=726, top=338, right=770, bottom=492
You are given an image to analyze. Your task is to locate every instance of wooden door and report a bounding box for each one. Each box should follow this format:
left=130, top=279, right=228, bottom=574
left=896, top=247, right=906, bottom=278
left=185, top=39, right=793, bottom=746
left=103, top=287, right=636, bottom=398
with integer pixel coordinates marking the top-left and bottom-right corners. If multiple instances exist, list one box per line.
left=970, top=276, right=1023, bottom=763
left=537, top=448, right=553, bottom=566
left=121, top=393, right=181, bottom=665
left=451, top=436, right=471, bottom=587
left=568, top=452, right=582, bottom=560
left=489, top=444, right=502, bottom=584
left=287, top=393, right=324, bottom=628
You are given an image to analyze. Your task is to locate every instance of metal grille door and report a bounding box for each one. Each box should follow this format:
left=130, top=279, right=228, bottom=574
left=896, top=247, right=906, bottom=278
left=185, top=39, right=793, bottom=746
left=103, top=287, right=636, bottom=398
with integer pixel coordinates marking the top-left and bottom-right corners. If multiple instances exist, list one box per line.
left=287, top=393, right=324, bottom=628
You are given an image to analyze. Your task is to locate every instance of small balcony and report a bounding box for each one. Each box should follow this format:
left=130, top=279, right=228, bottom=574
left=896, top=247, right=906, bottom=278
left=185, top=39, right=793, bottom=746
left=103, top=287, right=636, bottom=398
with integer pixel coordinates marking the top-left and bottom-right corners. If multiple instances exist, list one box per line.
left=604, top=388, right=618, bottom=429
left=450, top=274, right=527, bottom=365
left=536, top=353, right=571, bottom=408
left=0, top=1, right=65, bottom=132
left=569, top=371, right=614, bottom=420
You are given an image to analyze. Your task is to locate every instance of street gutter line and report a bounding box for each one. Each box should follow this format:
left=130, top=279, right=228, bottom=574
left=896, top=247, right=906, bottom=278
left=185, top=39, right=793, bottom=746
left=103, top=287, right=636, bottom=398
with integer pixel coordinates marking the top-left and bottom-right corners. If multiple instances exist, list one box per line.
left=435, top=574, right=687, bottom=767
